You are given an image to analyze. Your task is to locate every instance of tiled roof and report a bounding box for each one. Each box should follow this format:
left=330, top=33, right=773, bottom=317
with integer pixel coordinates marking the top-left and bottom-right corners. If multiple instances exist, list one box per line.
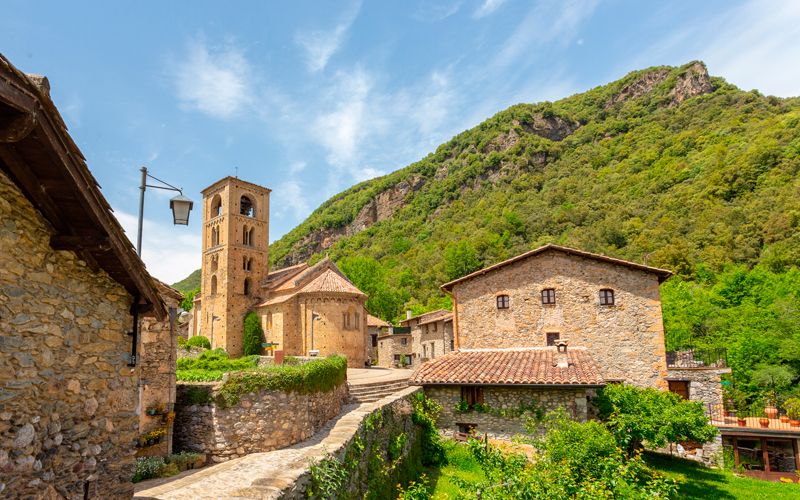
left=400, top=309, right=452, bottom=326
left=410, top=348, right=605, bottom=386
left=418, top=312, right=452, bottom=326
left=367, top=314, right=390, bottom=327
left=301, top=269, right=366, bottom=296
left=441, top=244, right=673, bottom=291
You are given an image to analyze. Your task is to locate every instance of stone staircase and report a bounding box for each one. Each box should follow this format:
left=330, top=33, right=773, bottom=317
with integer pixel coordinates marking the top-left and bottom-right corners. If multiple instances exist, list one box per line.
left=348, top=379, right=410, bottom=403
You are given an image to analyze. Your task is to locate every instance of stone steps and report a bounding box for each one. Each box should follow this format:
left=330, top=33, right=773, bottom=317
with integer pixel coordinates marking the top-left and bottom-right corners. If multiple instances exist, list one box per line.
left=347, top=380, right=410, bottom=403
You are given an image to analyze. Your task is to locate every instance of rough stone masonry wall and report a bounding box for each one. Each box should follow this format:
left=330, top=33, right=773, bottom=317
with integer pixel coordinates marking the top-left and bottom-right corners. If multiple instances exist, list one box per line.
left=137, top=304, right=179, bottom=458
left=173, top=380, right=348, bottom=462
left=376, top=334, right=412, bottom=368
left=425, top=385, right=589, bottom=437
left=0, top=170, right=137, bottom=499
left=454, top=251, right=668, bottom=388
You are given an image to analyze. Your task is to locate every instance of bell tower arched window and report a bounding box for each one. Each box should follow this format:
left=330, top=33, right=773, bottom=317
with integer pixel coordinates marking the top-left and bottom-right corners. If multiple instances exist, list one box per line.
left=210, top=194, right=222, bottom=217
left=240, top=195, right=255, bottom=217
left=244, top=278, right=251, bottom=296
left=211, top=226, right=220, bottom=246
left=210, top=275, right=218, bottom=295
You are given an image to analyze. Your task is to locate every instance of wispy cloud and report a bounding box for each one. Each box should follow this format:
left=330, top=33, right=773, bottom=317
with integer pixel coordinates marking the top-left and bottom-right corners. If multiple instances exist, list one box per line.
left=473, top=0, right=506, bottom=19
left=295, top=2, right=362, bottom=73
left=414, top=1, right=463, bottom=22
left=272, top=180, right=311, bottom=221
left=116, top=210, right=201, bottom=284
left=172, top=37, right=252, bottom=119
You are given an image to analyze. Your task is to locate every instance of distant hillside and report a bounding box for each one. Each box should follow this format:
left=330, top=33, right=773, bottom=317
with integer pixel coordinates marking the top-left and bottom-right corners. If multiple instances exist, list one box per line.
left=172, top=268, right=200, bottom=293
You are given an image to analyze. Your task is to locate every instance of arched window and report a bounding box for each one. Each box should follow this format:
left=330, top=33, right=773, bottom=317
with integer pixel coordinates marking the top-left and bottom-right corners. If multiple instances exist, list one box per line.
left=210, top=275, right=217, bottom=295
left=243, top=256, right=252, bottom=271
left=211, top=226, right=220, bottom=246
left=240, top=195, right=255, bottom=217
left=242, top=225, right=250, bottom=246
left=244, top=278, right=251, bottom=296
left=248, top=227, right=255, bottom=247
left=210, top=194, right=222, bottom=217
left=210, top=256, right=218, bottom=272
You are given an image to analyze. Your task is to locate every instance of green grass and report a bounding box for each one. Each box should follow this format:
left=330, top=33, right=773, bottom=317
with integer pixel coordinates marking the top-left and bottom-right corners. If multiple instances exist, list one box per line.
left=428, top=440, right=800, bottom=499
left=644, top=452, right=800, bottom=500
left=429, top=440, right=485, bottom=499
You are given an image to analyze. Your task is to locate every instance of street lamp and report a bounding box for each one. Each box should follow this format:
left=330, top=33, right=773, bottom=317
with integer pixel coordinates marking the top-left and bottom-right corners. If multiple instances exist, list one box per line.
left=137, top=166, right=194, bottom=255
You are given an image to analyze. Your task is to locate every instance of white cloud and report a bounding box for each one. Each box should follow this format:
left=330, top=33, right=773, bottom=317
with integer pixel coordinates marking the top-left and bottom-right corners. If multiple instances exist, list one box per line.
left=697, top=0, right=800, bottom=97
left=295, top=2, right=362, bottom=73
left=473, top=0, right=506, bottom=19
left=273, top=180, right=311, bottom=220
left=116, top=210, right=201, bottom=285
left=172, top=38, right=252, bottom=119
left=289, top=161, right=307, bottom=174
left=414, top=1, right=463, bottom=22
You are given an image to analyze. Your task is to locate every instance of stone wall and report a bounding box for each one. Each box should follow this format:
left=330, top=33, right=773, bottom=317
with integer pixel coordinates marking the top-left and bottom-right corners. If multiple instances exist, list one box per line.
left=137, top=303, right=179, bottom=458
left=173, top=380, right=349, bottom=462
left=376, top=334, right=413, bottom=368
left=0, top=170, right=138, bottom=498
left=452, top=250, right=668, bottom=388
left=424, top=385, right=590, bottom=437
left=411, top=319, right=453, bottom=367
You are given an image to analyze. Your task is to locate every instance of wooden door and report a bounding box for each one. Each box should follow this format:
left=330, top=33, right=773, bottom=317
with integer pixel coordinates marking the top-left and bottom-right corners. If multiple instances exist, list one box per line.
left=668, top=381, right=690, bottom=400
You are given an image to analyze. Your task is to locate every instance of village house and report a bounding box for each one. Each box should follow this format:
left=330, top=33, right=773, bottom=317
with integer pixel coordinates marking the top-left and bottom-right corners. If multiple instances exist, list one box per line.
left=400, top=309, right=454, bottom=367
left=190, top=177, right=369, bottom=367
left=0, top=55, right=167, bottom=498
left=376, top=328, right=413, bottom=368
left=412, top=244, right=674, bottom=436
left=366, top=314, right=390, bottom=364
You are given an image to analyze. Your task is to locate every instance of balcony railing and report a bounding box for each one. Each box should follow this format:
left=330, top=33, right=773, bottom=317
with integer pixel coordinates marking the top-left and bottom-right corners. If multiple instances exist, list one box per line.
left=666, top=348, right=727, bottom=369
left=705, top=403, right=800, bottom=432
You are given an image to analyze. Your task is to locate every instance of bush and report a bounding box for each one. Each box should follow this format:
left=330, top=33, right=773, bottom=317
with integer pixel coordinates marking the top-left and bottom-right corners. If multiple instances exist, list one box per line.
left=132, top=456, right=165, bottom=483
left=411, top=392, right=446, bottom=466
left=177, top=336, right=188, bottom=349
left=243, top=312, right=264, bottom=356
left=176, top=349, right=258, bottom=382
left=595, top=383, right=718, bottom=456
left=185, top=335, right=211, bottom=350
left=215, top=355, right=347, bottom=408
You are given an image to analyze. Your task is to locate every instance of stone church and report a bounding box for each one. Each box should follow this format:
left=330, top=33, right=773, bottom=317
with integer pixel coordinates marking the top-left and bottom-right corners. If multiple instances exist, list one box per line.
left=191, top=176, right=368, bottom=367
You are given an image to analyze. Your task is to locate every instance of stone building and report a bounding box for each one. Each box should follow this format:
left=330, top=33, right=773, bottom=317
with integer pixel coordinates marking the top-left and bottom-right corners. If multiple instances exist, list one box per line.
left=366, top=314, right=389, bottom=364
left=412, top=244, right=674, bottom=435
left=400, top=309, right=453, bottom=367
left=191, top=176, right=368, bottom=366
left=376, top=330, right=413, bottom=368
left=0, top=55, right=165, bottom=498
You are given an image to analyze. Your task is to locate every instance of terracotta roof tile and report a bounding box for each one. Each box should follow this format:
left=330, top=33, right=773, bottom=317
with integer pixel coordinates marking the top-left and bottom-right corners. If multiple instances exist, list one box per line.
left=367, top=314, right=390, bottom=327
left=410, top=348, right=605, bottom=386
left=400, top=309, right=452, bottom=325
left=300, top=269, right=366, bottom=296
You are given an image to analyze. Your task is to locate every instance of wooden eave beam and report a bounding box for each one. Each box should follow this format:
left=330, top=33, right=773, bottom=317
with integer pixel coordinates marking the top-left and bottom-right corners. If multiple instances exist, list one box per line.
left=0, top=76, right=37, bottom=113
left=50, top=234, right=111, bottom=252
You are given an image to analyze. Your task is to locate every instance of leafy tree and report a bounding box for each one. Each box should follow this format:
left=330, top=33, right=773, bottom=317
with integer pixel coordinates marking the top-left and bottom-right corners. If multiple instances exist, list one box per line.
left=180, top=286, right=199, bottom=311
left=243, top=312, right=264, bottom=356
left=595, top=384, right=718, bottom=457
left=443, top=241, right=482, bottom=281
left=185, top=335, right=211, bottom=350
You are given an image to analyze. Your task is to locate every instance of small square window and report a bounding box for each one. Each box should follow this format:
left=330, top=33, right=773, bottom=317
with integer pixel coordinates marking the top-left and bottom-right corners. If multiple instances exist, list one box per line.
left=541, top=288, right=556, bottom=305
left=546, top=332, right=560, bottom=346
left=461, top=386, right=484, bottom=406
left=496, top=294, right=510, bottom=309
left=599, top=289, right=615, bottom=306
left=401, top=338, right=408, bottom=346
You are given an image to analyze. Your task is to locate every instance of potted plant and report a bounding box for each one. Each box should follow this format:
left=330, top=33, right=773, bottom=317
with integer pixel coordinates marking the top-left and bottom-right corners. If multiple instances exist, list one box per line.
left=785, top=398, right=800, bottom=427
left=752, top=364, right=795, bottom=419
left=758, top=416, right=770, bottom=428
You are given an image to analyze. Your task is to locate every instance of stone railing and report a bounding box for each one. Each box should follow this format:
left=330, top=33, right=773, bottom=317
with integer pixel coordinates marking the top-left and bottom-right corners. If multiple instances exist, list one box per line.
left=173, top=379, right=349, bottom=463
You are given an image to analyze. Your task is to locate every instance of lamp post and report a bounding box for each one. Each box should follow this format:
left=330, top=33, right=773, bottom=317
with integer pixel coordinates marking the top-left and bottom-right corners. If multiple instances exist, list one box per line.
left=137, top=166, right=194, bottom=256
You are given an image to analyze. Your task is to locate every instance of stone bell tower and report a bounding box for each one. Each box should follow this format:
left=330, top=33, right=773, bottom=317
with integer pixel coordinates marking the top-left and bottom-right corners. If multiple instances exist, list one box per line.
left=199, top=177, right=270, bottom=356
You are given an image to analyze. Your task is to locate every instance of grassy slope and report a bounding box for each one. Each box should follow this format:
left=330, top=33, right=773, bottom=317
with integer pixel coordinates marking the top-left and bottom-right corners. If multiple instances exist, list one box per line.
left=429, top=441, right=800, bottom=499
left=171, top=268, right=200, bottom=293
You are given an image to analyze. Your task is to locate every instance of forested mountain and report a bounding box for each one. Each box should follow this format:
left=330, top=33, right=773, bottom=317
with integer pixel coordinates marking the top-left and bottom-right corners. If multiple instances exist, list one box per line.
left=176, top=61, right=800, bottom=394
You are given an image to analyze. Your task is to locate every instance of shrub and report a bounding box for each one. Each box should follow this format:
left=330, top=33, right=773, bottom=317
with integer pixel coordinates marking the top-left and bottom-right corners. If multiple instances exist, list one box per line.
left=177, top=336, right=187, bottom=348
left=132, top=456, right=165, bottom=483
left=411, top=392, right=446, bottom=466
left=388, top=432, right=407, bottom=461
left=176, top=349, right=258, bottom=382
left=243, top=312, right=264, bottom=356
left=785, top=397, right=800, bottom=420
left=215, top=355, right=347, bottom=408
left=595, top=383, right=718, bottom=456
left=185, top=335, right=211, bottom=350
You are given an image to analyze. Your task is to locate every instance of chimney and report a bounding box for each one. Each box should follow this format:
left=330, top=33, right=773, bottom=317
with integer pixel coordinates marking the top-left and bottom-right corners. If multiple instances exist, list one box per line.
left=406, top=310, right=413, bottom=320
left=555, top=339, right=569, bottom=369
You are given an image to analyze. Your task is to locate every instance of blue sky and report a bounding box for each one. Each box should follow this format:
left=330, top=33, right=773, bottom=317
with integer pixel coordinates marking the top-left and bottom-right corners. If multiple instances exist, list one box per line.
left=2, top=0, right=799, bottom=283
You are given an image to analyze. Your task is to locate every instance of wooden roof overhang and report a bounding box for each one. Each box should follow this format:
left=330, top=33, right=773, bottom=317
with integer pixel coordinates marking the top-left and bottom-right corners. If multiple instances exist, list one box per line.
left=0, top=54, right=164, bottom=318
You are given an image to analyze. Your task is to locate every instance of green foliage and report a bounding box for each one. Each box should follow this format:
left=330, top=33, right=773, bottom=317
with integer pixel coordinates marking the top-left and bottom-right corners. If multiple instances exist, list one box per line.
left=185, top=335, right=211, bottom=350
left=308, top=455, right=349, bottom=499
left=784, top=397, right=800, bottom=419
left=215, top=355, right=347, bottom=408
left=595, top=383, right=718, bottom=456
left=443, top=241, right=482, bottom=281
left=243, top=312, right=264, bottom=356
left=172, top=269, right=201, bottom=293
left=177, top=336, right=187, bottom=349
left=180, top=286, right=199, bottom=311
left=176, top=348, right=258, bottom=382
left=458, top=414, right=678, bottom=499
left=396, top=474, right=431, bottom=500
left=411, top=392, right=446, bottom=466
left=132, top=456, right=165, bottom=483
left=181, top=385, right=213, bottom=405
left=751, top=364, right=795, bottom=406
left=388, top=432, right=407, bottom=461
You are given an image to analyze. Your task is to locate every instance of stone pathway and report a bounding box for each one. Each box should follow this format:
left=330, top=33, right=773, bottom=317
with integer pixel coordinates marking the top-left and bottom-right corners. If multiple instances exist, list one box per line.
left=346, top=367, right=411, bottom=386
left=134, top=387, right=420, bottom=499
